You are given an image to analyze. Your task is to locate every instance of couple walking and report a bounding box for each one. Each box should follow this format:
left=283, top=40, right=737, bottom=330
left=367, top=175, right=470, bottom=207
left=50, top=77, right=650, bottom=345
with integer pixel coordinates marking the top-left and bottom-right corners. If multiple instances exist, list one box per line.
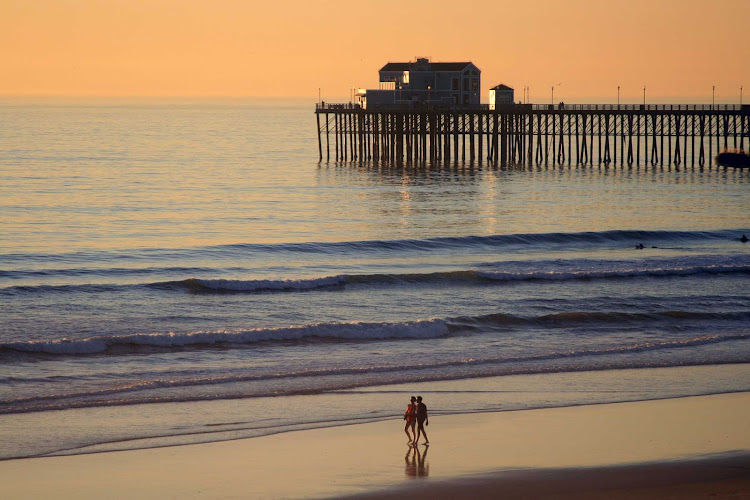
left=403, top=396, right=429, bottom=445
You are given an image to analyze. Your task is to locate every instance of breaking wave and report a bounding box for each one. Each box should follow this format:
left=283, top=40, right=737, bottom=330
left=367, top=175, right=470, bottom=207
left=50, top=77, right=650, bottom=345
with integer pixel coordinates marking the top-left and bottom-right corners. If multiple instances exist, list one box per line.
left=0, top=319, right=450, bottom=355
left=3, top=255, right=750, bottom=296
left=3, top=309, right=749, bottom=357
left=180, top=275, right=347, bottom=292
left=2, top=228, right=747, bottom=264
left=2, top=332, right=747, bottom=415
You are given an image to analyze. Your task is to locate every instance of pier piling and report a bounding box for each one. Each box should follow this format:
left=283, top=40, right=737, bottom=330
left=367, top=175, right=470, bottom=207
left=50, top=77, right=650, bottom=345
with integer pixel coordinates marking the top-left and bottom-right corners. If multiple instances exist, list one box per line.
left=315, top=103, right=749, bottom=167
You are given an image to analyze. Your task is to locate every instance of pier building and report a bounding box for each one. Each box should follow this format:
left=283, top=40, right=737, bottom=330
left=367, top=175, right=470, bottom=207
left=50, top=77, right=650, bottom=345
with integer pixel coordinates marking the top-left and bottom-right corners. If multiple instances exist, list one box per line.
left=317, top=61, right=748, bottom=167
left=359, top=58, right=481, bottom=110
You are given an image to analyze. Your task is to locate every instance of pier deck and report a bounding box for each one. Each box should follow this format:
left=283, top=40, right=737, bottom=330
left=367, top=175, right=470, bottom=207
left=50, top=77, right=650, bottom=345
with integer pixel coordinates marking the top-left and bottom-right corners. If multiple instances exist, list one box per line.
left=315, top=103, right=750, bottom=166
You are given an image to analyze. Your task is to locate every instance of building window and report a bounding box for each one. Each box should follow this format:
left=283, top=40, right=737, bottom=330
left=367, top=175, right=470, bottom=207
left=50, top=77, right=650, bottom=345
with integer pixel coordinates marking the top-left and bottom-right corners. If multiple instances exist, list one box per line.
left=463, top=94, right=469, bottom=105
left=463, top=78, right=469, bottom=91
left=472, top=78, right=478, bottom=91
left=402, top=71, right=410, bottom=85
left=452, top=78, right=459, bottom=91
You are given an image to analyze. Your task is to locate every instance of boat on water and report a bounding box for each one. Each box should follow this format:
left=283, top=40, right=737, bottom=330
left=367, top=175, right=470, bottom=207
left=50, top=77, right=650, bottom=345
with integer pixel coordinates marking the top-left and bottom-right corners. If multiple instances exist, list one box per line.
left=716, top=149, right=750, bottom=168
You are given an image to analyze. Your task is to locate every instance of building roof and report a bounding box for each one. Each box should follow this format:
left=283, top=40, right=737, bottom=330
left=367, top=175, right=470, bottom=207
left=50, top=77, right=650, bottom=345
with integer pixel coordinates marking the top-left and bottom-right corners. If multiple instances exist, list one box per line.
left=380, top=62, right=475, bottom=72
left=491, top=84, right=514, bottom=91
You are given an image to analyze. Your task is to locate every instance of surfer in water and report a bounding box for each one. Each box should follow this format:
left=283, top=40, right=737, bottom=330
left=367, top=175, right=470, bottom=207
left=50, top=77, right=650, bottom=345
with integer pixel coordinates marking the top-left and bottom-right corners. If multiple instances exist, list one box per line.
left=404, top=396, right=417, bottom=443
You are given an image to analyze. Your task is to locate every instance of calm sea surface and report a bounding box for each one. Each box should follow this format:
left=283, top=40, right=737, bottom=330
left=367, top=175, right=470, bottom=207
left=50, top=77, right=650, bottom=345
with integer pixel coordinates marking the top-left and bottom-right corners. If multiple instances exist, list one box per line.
left=1, top=98, right=749, bottom=460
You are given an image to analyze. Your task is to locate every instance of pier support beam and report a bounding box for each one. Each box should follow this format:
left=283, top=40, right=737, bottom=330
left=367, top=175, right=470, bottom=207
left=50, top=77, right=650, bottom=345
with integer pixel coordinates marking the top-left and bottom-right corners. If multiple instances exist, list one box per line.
left=314, top=105, right=746, bottom=167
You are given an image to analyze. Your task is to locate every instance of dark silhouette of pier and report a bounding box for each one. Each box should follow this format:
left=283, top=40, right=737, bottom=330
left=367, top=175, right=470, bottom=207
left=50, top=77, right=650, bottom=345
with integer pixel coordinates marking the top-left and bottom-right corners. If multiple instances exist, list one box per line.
left=315, top=104, right=749, bottom=167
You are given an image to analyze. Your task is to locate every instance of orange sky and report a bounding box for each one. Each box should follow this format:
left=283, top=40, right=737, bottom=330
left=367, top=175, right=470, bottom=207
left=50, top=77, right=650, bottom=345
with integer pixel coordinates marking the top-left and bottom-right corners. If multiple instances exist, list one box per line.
left=2, top=0, right=748, bottom=101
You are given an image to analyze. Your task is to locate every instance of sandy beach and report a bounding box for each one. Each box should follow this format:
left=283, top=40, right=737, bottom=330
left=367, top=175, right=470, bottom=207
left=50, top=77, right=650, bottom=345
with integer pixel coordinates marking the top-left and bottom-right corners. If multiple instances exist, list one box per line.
left=1, top=392, right=748, bottom=499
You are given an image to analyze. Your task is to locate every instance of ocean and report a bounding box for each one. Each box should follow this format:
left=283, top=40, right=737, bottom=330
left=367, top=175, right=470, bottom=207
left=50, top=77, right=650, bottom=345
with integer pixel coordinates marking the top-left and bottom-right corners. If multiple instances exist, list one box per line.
left=1, top=97, right=749, bottom=461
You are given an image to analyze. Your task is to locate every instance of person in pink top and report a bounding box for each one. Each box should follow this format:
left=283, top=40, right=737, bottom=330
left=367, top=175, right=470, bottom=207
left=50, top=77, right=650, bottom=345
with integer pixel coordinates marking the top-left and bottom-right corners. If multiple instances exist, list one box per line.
left=403, top=396, right=417, bottom=443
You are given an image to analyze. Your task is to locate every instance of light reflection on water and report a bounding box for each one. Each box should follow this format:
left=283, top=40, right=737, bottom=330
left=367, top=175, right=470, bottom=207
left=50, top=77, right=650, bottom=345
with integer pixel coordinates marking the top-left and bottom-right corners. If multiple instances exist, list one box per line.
left=314, top=161, right=748, bottom=243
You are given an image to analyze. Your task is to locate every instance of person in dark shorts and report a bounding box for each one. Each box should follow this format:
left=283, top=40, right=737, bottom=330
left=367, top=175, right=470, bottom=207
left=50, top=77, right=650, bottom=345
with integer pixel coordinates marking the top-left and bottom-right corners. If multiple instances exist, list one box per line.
left=413, top=395, right=429, bottom=445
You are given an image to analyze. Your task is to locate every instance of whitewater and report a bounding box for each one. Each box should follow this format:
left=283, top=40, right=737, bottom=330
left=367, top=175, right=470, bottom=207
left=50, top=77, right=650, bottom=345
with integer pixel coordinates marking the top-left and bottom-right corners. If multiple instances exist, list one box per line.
left=1, top=98, right=748, bottom=460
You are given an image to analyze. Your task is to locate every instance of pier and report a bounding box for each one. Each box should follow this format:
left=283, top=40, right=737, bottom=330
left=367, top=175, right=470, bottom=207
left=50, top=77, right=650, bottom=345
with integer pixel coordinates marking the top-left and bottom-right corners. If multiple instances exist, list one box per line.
left=315, top=104, right=750, bottom=167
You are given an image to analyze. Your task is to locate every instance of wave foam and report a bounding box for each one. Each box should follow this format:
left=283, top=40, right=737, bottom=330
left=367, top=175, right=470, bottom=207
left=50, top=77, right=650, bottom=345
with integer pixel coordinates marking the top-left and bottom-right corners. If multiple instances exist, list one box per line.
left=0, top=319, right=450, bottom=355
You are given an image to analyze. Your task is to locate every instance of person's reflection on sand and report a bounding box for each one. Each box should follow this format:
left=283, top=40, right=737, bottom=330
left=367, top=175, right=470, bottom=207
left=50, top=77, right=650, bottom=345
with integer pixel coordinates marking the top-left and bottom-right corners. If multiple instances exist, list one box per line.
left=404, top=444, right=429, bottom=478
left=416, top=444, right=429, bottom=477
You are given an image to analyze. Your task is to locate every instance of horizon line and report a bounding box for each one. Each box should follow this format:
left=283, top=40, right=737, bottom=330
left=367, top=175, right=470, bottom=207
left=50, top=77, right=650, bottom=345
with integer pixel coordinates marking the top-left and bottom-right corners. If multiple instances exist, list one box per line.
left=0, top=94, right=745, bottom=104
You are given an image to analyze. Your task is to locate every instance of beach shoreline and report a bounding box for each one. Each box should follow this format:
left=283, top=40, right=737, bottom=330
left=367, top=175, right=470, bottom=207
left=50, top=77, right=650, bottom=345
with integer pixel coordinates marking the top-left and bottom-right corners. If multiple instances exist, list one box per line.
left=3, top=363, right=748, bottom=461
left=1, top=392, right=748, bottom=499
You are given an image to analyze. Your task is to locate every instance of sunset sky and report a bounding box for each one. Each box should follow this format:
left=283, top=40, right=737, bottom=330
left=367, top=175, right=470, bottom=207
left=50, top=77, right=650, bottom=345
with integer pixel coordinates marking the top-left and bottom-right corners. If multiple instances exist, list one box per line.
left=2, top=0, right=749, bottom=102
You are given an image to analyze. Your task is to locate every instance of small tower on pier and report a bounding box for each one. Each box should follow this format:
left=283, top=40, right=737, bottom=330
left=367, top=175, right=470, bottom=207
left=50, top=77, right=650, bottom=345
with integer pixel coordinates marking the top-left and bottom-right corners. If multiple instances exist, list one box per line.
left=489, top=84, right=515, bottom=110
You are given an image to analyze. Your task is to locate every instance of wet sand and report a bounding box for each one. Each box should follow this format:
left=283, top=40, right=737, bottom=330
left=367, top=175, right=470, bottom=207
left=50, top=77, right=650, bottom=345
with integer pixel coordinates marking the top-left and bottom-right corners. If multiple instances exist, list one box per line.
left=1, top=392, right=748, bottom=499
left=340, top=454, right=750, bottom=499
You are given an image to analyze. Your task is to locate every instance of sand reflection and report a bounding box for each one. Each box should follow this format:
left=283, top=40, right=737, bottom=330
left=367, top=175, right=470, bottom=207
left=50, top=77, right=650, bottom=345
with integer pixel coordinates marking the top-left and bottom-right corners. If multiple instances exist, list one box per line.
left=405, top=444, right=429, bottom=478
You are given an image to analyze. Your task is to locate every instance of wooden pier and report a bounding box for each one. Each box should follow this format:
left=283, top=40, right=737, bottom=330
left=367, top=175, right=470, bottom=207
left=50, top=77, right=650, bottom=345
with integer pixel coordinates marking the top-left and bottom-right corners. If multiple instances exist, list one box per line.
left=315, top=104, right=750, bottom=167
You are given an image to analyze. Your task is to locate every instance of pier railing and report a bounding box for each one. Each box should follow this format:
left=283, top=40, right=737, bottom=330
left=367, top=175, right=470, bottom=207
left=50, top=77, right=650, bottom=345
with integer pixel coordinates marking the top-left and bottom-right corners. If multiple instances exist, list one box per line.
left=316, top=102, right=746, bottom=112
left=316, top=103, right=361, bottom=111
left=316, top=102, right=489, bottom=112
left=530, top=104, right=745, bottom=111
